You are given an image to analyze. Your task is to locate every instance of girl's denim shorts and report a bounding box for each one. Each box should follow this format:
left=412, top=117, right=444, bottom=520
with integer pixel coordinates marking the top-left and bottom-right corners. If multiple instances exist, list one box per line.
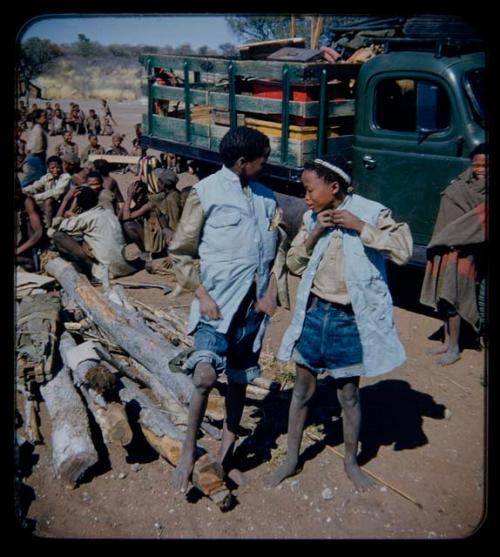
left=293, top=295, right=365, bottom=379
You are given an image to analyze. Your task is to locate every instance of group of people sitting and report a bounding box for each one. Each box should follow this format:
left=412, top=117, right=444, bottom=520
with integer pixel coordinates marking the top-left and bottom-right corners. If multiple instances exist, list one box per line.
left=16, top=125, right=200, bottom=285
left=17, top=99, right=116, bottom=137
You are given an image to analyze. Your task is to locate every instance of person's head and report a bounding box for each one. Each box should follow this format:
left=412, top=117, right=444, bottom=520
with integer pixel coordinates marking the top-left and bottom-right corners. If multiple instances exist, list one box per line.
left=88, top=134, right=99, bottom=147
left=219, top=127, right=270, bottom=180
left=31, top=109, right=46, bottom=125
left=55, top=108, right=63, bottom=117
left=86, top=171, right=103, bottom=193
left=470, top=143, right=487, bottom=180
left=62, top=152, right=81, bottom=173
left=77, top=186, right=99, bottom=212
left=112, top=134, right=123, bottom=147
left=89, top=109, right=96, bottom=116
left=154, top=168, right=179, bottom=192
left=93, top=159, right=111, bottom=177
left=31, top=103, right=39, bottom=111
left=134, top=123, right=142, bottom=138
left=63, top=130, right=73, bottom=143
left=45, top=101, right=52, bottom=108
left=301, top=159, right=353, bottom=213
left=162, top=152, right=178, bottom=169
left=102, top=99, right=108, bottom=106
left=54, top=103, right=60, bottom=109
left=46, top=156, right=63, bottom=178
left=186, top=159, right=199, bottom=176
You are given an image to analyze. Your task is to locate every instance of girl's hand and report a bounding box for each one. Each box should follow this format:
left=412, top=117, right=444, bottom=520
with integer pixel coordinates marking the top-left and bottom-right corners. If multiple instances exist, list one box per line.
left=332, top=210, right=365, bottom=233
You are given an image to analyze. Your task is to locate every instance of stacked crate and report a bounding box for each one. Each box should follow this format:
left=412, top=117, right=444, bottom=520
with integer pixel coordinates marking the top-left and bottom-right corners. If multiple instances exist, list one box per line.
left=141, top=54, right=360, bottom=167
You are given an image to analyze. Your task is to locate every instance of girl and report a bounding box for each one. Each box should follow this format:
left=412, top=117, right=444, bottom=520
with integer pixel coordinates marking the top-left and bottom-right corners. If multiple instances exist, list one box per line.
left=268, top=159, right=412, bottom=491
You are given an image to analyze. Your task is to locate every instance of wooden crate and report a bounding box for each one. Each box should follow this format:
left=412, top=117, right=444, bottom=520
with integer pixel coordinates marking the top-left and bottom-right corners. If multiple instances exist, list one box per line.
left=245, top=117, right=340, bottom=140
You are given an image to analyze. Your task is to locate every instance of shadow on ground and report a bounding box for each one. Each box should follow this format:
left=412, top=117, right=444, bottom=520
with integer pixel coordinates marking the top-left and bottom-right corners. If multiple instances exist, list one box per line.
left=233, top=379, right=447, bottom=474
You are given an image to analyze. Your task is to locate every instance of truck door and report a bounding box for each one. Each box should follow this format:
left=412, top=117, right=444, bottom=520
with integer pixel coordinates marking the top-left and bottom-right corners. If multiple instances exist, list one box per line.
left=352, top=72, right=469, bottom=248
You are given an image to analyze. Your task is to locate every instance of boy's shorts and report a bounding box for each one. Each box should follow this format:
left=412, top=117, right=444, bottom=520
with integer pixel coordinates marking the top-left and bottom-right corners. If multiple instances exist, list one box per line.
left=183, top=286, right=264, bottom=385
left=293, top=295, right=365, bottom=379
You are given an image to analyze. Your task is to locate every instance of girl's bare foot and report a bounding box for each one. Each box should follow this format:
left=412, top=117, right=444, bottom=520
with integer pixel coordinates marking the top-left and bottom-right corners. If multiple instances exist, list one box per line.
left=264, top=459, right=300, bottom=488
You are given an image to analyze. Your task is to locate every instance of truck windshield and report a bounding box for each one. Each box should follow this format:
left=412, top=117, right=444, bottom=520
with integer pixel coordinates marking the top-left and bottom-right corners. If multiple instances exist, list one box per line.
left=463, top=68, right=484, bottom=127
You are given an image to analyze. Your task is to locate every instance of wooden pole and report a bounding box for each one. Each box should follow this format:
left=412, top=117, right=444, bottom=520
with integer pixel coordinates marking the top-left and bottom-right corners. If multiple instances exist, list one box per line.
left=290, top=15, right=297, bottom=38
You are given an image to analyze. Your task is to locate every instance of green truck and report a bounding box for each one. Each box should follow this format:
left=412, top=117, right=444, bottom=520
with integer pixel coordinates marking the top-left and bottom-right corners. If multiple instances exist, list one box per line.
left=139, top=38, right=484, bottom=265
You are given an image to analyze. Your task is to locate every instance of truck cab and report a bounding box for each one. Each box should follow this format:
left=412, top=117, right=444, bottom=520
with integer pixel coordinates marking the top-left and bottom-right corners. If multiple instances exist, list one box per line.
left=352, top=48, right=485, bottom=261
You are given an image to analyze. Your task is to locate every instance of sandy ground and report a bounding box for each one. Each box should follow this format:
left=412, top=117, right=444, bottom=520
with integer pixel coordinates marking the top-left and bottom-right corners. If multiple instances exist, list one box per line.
left=14, top=99, right=488, bottom=541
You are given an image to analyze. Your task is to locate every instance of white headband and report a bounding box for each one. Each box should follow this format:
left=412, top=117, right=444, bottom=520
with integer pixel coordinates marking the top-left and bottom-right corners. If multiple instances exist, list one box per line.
left=314, top=159, right=351, bottom=185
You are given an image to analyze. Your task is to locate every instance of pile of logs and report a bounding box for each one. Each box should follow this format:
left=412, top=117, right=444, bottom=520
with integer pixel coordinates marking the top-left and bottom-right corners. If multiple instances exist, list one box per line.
left=17, top=257, right=280, bottom=511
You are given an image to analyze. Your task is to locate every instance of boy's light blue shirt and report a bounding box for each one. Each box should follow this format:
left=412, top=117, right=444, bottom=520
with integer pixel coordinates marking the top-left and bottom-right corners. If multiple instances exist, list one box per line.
left=187, top=166, right=279, bottom=351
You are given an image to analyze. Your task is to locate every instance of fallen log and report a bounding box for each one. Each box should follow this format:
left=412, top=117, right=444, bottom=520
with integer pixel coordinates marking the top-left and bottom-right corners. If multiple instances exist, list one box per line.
left=119, top=377, right=232, bottom=509
left=39, top=367, right=98, bottom=486
left=46, top=257, right=194, bottom=407
left=59, top=332, right=133, bottom=447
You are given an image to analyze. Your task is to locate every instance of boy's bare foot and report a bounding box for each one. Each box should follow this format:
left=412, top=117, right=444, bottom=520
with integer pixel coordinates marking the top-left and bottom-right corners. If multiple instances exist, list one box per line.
left=265, top=459, right=300, bottom=488
left=426, top=344, right=449, bottom=355
left=437, top=350, right=461, bottom=366
left=172, top=452, right=195, bottom=493
left=344, top=460, right=375, bottom=492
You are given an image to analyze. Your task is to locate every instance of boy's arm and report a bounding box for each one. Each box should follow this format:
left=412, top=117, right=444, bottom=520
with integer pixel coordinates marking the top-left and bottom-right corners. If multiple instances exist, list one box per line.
left=33, top=174, right=72, bottom=203
left=121, top=182, right=151, bottom=221
left=23, top=174, right=49, bottom=196
left=168, top=188, right=204, bottom=292
left=264, top=208, right=290, bottom=311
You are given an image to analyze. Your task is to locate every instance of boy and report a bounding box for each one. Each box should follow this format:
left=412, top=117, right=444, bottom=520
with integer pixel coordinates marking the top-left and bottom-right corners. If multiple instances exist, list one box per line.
left=54, top=130, right=79, bottom=158
left=106, top=134, right=129, bottom=173
left=23, top=155, right=72, bottom=227
left=420, top=144, right=487, bottom=365
left=121, top=168, right=181, bottom=268
left=50, top=186, right=140, bottom=283
left=15, top=178, right=44, bottom=272
left=80, top=134, right=105, bottom=165
left=85, top=109, right=102, bottom=136
left=169, top=127, right=288, bottom=493
left=267, top=159, right=412, bottom=491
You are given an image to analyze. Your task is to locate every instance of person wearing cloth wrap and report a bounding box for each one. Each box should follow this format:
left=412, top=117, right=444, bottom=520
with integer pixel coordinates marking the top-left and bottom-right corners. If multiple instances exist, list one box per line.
left=169, top=127, right=289, bottom=493
left=267, top=159, right=412, bottom=491
left=420, top=144, right=487, bottom=365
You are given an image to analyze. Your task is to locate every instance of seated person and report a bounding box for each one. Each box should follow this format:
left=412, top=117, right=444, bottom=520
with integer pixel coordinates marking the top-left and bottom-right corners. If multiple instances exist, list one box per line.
left=15, top=178, right=44, bottom=272
left=121, top=168, right=181, bottom=269
left=50, top=186, right=141, bottom=283
left=105, top=134, right=129, bottom=173
left=101, top=114, right=114, bottom=136
left=54, top=130, right=79, bottom=158
left=22, top=155, right=72, bottom=227
left=85, top=109, right=102, bottom=136
left=63, top=153, right=92, bottom=187
left=92, top=159, right=123, bottom=203
left=80, top=134, right=105, bottom=165
left=50, top=108, right=66, bottom=136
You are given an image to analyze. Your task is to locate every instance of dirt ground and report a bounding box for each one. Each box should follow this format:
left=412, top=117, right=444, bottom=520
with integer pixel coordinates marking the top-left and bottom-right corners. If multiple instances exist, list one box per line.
left=14, top=99, right=488, bottom=540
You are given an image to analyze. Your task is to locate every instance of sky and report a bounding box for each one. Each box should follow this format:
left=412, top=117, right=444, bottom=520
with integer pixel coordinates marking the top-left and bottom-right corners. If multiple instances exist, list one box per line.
left=18, top=15, right=239, bottom=49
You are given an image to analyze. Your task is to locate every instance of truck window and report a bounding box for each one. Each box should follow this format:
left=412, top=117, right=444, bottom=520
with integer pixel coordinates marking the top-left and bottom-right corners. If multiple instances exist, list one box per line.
left=375, top=78, right=450, bottom=132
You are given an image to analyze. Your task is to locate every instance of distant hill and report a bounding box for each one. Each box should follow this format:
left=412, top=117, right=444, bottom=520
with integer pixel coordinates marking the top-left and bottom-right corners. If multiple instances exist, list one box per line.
left=33, top=55, right=146, bottom=101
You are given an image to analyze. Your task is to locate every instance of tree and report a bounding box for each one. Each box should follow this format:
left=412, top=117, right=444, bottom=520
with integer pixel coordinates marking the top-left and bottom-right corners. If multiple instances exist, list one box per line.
left=219, top=42, right=239, bottom=58
left=225, top=15, right=367, bottom=46
left=18, top=38, right=63, bottom=102
left=175, top=43, right=195, bottom=55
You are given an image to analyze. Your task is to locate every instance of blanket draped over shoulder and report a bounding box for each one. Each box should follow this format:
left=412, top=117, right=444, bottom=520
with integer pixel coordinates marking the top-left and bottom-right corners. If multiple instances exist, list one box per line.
left=420, top=168, right=486, bottom=331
